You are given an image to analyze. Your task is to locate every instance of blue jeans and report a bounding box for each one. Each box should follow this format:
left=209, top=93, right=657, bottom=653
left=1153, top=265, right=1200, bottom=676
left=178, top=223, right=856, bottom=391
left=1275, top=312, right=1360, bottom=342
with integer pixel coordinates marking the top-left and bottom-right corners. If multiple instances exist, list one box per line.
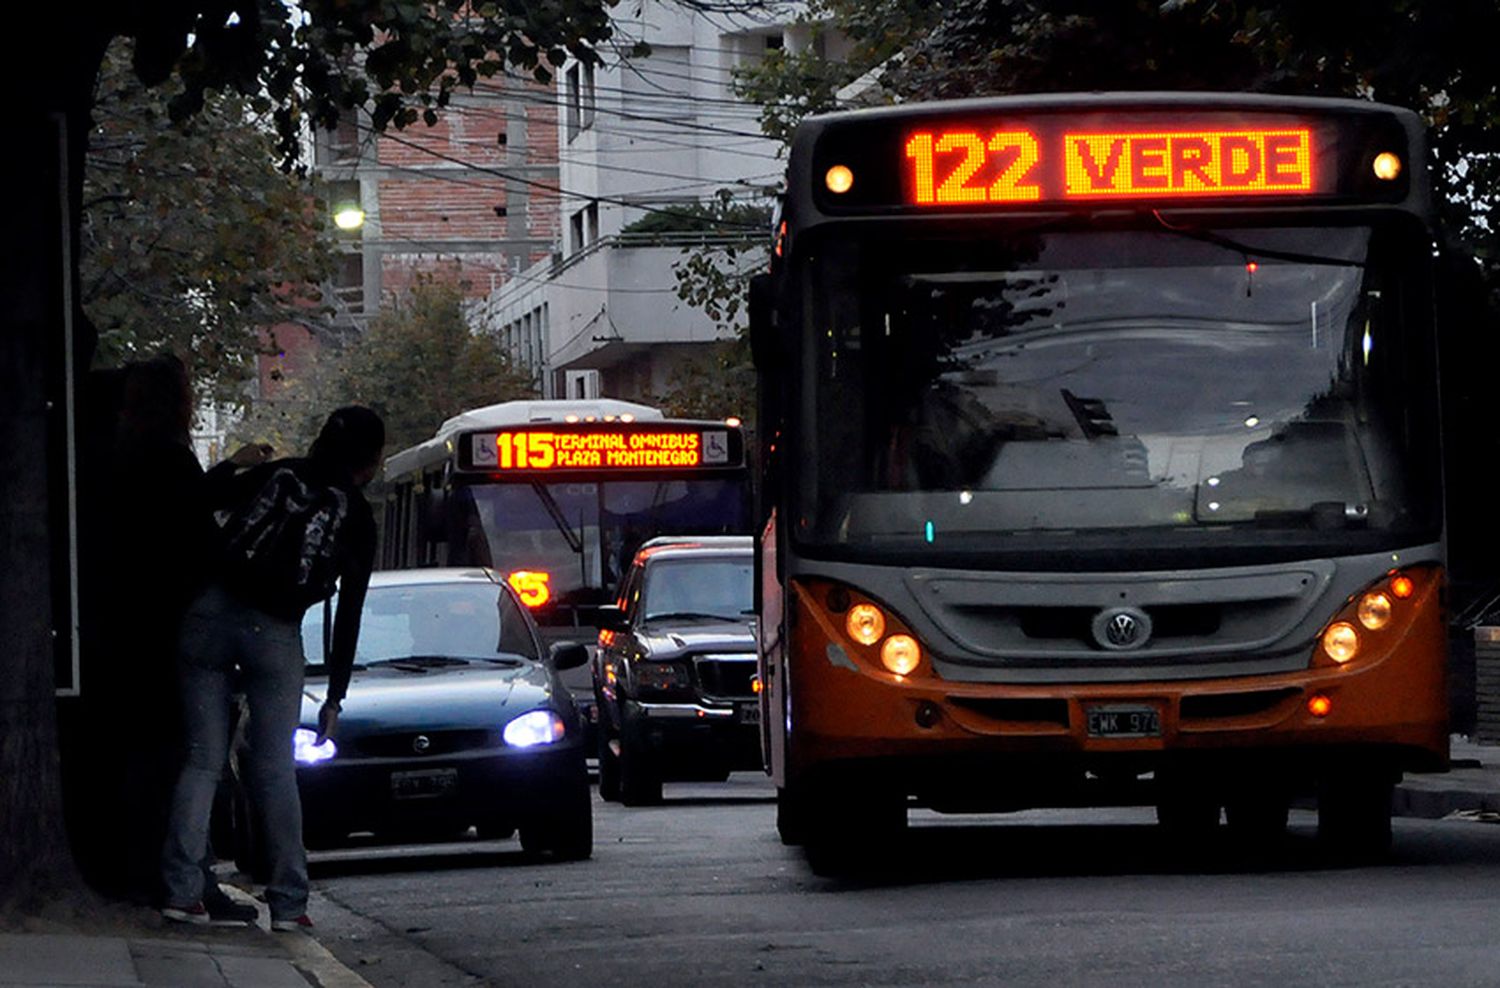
left=161, top=584, right=309, bottom=920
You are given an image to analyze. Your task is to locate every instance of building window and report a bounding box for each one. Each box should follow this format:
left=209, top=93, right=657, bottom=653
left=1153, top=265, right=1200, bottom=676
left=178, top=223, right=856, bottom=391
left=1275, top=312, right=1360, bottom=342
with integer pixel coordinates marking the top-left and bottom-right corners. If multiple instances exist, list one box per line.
left=332, top=252, right=364, bottom=314
left=566, top=65, right=581, bottom=141
left=581, top=62, right=596, bottom=131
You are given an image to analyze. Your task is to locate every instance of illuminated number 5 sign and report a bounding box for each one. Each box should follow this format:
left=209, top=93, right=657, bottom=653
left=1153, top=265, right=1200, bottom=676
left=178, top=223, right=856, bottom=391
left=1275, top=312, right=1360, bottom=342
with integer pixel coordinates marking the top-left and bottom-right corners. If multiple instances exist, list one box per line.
left=507, top=570, right=552, bottom=607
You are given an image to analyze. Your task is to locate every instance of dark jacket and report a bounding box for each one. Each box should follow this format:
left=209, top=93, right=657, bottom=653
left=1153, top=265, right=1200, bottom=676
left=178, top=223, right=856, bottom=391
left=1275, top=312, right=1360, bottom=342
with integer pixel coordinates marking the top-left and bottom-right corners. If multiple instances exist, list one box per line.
left=211, top=457, right=376, bottom=706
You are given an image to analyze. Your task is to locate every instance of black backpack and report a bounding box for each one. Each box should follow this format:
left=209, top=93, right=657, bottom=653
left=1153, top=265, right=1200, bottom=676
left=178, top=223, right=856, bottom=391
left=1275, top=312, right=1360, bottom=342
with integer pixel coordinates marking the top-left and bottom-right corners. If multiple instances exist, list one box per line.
left=219, top=464, right=349, bottom=612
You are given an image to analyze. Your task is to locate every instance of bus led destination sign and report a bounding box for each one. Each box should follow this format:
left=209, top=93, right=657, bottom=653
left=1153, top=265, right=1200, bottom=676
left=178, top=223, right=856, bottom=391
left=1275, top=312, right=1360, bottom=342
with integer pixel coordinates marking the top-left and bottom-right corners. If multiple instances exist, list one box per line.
left=470, top=428, right=733, bottom=471
left=903, top=126, right=1314, bottom=205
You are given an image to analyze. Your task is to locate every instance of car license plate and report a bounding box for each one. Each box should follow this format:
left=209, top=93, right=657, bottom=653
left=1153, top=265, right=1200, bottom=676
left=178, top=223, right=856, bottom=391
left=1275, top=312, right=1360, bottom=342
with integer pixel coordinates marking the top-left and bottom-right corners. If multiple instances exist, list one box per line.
left=736, top=701, right=761, bottom=725
left=390, top=767, right=458, bottom=799
left=1085, top=705, right=1161, bottom=738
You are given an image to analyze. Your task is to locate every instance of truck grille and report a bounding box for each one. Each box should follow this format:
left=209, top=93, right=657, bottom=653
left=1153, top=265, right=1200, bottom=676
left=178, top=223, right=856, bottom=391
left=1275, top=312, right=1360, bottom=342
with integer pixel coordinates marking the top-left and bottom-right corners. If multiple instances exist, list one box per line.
left=693, top=653, right=757, bottom=701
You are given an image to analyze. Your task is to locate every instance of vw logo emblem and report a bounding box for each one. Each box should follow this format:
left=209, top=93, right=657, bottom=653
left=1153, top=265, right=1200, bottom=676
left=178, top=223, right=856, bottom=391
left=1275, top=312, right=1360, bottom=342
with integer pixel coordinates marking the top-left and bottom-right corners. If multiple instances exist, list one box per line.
left=1091, top=607, right=1152, bottom=651
left=412, top=734, right=432, bottom=754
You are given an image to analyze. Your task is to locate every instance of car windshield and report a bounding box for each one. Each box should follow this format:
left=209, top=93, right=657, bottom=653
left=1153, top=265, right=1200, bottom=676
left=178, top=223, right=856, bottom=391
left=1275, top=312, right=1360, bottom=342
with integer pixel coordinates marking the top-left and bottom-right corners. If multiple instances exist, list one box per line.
left=796, top=222, right=1441, bottom=566
left=641, top=556, right=754, bottom=622
left=302, top=582, right=541, bottom=667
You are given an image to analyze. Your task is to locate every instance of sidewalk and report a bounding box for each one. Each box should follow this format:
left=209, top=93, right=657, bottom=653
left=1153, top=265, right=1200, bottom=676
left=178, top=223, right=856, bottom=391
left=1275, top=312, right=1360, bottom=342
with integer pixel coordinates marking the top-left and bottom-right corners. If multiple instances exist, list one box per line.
left=0, top=889, right=371, bottom=988
left=1393, top=735, right=1500, bottom=820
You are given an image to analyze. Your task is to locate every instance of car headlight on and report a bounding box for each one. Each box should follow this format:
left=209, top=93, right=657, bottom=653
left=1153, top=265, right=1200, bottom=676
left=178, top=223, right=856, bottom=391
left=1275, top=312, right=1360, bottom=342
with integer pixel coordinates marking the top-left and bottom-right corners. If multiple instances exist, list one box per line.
left=293, top=727, right=336, bottom=764
left=503, top=709, right=566, bottom=748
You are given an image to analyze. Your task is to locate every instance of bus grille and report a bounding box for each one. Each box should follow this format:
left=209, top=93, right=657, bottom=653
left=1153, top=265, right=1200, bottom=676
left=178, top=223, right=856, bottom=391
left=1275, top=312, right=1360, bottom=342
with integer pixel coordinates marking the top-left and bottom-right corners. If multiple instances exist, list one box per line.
left=693, top=654, right=757, bottom=700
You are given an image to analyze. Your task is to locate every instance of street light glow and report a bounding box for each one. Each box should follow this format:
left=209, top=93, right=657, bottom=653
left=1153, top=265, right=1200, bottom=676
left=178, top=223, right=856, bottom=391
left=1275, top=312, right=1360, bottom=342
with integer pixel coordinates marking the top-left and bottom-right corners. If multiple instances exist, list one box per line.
left=333, top=205, right=365, bottom=231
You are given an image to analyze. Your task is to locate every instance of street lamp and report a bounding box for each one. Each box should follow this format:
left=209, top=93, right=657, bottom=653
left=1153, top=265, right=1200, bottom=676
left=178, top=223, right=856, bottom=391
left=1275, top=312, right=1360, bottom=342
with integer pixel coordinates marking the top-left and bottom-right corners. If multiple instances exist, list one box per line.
left=333, top=203, right=365, bottom=231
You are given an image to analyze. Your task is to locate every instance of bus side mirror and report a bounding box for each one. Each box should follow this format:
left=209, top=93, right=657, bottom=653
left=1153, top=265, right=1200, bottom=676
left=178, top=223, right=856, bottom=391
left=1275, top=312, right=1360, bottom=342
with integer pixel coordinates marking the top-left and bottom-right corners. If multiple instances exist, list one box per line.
left=748, top=273, right=777, bottom=370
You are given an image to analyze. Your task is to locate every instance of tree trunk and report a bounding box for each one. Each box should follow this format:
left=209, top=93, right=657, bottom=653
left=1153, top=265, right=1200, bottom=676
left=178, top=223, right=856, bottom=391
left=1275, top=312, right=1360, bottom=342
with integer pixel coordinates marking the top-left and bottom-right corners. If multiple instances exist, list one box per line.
left=0, top=114, right=81, bottom=915
left=0, top=29, right=107, bottom=915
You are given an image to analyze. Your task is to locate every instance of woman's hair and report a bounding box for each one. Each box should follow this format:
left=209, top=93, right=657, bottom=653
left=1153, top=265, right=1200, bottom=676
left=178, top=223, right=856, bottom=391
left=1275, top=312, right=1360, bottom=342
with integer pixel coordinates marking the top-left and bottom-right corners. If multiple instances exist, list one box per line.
left=309, top=405, right=386, bottom=475
left=118, top=354, right=191, bottom=448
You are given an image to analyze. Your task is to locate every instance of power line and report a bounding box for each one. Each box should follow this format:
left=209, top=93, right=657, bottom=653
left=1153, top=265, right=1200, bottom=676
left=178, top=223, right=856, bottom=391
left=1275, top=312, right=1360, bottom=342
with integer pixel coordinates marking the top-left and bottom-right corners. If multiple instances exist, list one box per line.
left=362, top=123, right=770, bottom=230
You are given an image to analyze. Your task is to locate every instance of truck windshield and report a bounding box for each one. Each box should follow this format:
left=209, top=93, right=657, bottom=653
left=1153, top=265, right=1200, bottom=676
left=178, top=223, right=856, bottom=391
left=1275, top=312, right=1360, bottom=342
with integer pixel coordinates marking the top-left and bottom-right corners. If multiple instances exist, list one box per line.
left=798, top=223, right=1440, bottom=567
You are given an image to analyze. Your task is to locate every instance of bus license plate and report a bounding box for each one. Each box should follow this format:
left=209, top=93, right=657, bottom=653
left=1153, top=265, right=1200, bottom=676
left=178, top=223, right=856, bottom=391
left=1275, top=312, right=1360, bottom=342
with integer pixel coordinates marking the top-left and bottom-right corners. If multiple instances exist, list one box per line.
left=736, top=702, right=761, bottom=725
left=391, top=768, right=458, bottom=799
left=1086, top=705, right=1161, bottom=738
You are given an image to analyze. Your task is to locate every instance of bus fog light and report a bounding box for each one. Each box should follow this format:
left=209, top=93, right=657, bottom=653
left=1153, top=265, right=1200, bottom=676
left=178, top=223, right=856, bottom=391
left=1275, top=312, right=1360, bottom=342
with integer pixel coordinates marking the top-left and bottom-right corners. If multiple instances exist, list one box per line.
left=1322, top=622, right=1359, bottom=664
left=1308, top=694, right=1333, bottom=718
left=847, top=604, right=885, bottom=645
left=1358, top=592, right=1393, bottom=630
left=881, top=635, right=921, bottom=675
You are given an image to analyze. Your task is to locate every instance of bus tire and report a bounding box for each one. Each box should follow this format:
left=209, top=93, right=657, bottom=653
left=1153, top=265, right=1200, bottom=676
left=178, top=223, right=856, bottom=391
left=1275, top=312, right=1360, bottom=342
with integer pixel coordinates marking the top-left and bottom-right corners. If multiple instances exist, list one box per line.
left=1318, top=770, right=1394, bottom=863
left=801, top=781, right=906, bottom=877
left=777, top=784, right=810, bottom=846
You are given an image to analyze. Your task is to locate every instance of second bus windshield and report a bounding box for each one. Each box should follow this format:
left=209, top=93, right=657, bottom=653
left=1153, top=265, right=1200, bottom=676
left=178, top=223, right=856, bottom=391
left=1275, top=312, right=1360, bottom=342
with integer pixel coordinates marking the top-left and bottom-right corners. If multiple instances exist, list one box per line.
left=446, top=478, right=746, bottom=607
left=801, top=223, right=1441, bottom=564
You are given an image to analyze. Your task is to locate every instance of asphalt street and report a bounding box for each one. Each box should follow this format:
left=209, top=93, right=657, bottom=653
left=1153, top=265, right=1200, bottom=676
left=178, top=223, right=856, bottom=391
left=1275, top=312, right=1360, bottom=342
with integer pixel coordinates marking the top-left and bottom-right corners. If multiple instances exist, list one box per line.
left=298, top=773, right=1500, bottom=988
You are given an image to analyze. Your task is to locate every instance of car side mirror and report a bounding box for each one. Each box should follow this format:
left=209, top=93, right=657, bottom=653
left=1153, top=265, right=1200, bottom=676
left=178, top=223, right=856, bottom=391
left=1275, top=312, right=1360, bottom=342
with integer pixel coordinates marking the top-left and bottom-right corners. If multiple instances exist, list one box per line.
left=595, top=604, right=629, bottom=632
left=549, top=642, right=590, bottom=670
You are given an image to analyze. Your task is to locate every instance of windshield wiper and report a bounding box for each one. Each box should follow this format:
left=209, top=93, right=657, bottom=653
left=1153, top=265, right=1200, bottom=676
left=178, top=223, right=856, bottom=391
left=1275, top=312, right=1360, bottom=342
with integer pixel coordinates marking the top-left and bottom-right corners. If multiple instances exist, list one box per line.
left=644, top=611, right=738, bottom=623
left=531, top=481, right=584, bottom=555
left=369, top=655, right=473, bottom=672
left=1150, top=211, right=1366, bottom=268
left=481, top=656, right=525, bottom=666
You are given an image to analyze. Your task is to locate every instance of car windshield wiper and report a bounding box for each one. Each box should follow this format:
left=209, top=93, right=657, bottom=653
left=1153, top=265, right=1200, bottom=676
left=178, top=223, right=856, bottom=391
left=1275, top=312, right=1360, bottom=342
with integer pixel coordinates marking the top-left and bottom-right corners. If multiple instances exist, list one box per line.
left=643, top=611, right=738, bottom=623
left=368, top=655, right=473, bottom=672
left=480, top=656, right=525, bottom=666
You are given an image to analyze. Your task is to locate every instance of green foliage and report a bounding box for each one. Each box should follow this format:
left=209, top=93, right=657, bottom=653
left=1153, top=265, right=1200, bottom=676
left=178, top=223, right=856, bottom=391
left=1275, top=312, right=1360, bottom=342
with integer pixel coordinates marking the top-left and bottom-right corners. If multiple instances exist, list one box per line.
left=82, top=41, right=335, bottom=405
left=114, top=0, right=615, bottom=168
left=234, top=280, right=538, bottom=461
left=646, top=339, right=756, bottom=432
left=621, top=196, right=772, bottom=237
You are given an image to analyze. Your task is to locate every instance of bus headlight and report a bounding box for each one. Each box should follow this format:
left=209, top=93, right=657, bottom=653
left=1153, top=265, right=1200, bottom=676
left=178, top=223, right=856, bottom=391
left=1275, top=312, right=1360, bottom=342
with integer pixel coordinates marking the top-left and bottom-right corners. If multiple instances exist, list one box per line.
left=1322, top=622, right=1360, bottom=664
left=846, top=604, right=886, bottom=645
left=1357, top=592, right=1393, bottom=630
left=880, top=635, right=921, bottom=676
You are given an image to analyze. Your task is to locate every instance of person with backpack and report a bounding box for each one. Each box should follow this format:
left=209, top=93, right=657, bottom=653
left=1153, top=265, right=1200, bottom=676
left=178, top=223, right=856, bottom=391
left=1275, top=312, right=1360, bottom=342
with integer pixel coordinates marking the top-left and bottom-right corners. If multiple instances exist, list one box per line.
left=159, top=406, right=385, bottom=932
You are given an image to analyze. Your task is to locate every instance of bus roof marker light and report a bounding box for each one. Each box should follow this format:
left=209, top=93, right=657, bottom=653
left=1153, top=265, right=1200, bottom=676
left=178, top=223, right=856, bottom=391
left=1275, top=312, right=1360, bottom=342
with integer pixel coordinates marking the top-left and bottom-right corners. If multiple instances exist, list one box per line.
left=825, top=164, right=855, bottom=194
left=725, top=417, right=742, bottom=428
left=1373, top=152, right=1402, bottom=181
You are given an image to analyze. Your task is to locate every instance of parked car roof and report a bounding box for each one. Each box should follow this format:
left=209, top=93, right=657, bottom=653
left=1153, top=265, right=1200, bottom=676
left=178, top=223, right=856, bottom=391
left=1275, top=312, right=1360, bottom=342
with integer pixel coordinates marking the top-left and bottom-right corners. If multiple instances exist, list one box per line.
left=366, top=568, right=502, bottom=589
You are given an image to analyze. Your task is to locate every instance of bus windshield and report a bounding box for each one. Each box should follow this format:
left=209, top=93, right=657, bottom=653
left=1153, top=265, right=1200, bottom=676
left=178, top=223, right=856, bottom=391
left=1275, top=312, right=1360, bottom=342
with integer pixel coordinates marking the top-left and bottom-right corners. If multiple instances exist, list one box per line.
left=446, top=478, right=746, bottom=608
left=799, top=222, right=1441, bottom=565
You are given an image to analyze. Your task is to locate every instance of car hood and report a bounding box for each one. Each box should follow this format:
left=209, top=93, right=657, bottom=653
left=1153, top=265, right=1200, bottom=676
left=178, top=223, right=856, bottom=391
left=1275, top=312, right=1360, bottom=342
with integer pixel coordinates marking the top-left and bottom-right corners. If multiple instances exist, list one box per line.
left=637, top=619, right=757, bottom=661
left=302, top=661, right=559, bottom=731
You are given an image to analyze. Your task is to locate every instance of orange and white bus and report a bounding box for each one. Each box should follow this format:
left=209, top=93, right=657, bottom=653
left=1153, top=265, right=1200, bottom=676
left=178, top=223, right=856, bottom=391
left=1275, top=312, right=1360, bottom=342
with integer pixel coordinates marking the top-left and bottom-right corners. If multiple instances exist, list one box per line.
left=750, top=93, right=1495, bottom=872
left=381, top=399, right=751, bottom=733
